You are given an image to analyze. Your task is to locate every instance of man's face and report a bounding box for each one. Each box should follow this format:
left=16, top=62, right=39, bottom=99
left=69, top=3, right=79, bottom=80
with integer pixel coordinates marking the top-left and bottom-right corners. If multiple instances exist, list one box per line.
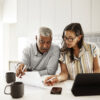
left=36, top=35, right=52, bottom=53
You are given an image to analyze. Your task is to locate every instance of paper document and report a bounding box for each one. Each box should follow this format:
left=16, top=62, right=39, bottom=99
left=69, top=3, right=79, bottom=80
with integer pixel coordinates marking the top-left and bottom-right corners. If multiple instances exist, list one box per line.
left=16, top=71, right=52, bottom=89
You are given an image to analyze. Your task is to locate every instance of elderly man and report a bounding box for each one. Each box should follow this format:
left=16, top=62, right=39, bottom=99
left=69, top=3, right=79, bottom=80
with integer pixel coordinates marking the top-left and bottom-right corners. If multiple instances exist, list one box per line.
left=16, top=27, right=60, bottom=77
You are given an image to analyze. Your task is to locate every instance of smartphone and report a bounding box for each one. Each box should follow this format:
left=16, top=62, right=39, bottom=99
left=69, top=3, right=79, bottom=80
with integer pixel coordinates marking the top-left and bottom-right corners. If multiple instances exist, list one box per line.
left=50, top=87, right=62, bottom=94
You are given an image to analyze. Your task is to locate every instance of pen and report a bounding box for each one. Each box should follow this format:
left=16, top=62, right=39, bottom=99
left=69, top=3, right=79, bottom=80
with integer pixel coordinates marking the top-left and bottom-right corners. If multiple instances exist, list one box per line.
left=46, top=77, right=56, bottom=82
left=18, top=65, right=26, bottom=78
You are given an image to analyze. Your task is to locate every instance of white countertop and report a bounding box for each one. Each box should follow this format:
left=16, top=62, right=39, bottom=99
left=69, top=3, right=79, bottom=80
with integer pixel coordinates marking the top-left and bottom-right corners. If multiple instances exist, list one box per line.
left=0, top=72, right=100, bottom=100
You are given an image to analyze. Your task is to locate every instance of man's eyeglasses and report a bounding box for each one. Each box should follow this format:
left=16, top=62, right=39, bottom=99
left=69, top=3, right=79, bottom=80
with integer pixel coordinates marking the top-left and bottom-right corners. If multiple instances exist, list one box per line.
left=64, top=36, right=76, bottom=42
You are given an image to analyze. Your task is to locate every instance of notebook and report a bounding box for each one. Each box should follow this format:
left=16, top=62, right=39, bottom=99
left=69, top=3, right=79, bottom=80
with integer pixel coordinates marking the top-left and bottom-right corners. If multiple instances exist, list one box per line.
left=71, top=73, right=100, bottom=96
left=16, top=71, right=52, bottom=89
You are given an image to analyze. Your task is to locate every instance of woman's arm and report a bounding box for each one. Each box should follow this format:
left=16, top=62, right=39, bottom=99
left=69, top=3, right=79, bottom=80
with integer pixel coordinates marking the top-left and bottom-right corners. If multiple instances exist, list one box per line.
left=44, top=61, right=68, bottom=86
left=93, top=56, right=100, bottom=73
left=57, top=61, right=68, bottom=82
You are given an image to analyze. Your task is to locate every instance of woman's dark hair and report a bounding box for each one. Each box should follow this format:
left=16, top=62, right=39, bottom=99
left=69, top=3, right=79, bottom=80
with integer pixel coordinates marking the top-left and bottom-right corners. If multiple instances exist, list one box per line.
left=61, top=23, right=84, bottom=62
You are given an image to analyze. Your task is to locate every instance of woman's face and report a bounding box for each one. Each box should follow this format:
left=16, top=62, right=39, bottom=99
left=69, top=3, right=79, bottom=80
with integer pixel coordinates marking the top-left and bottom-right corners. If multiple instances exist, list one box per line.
left=64, top=30, right=81, bottom=48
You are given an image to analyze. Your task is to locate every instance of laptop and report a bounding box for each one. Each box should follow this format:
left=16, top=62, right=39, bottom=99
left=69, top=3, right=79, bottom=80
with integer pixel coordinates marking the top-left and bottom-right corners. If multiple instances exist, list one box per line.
left=71, top=73, right=100, bottom=96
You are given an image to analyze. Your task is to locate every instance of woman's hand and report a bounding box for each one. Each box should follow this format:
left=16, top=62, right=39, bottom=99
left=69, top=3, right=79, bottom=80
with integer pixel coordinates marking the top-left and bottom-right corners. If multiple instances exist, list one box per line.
left=44, top=75, right=59, bottom=86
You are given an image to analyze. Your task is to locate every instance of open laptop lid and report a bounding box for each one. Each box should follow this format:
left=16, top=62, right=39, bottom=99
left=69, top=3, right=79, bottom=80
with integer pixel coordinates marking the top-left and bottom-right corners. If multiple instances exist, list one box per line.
left=71, top=73, right=100, bottom=96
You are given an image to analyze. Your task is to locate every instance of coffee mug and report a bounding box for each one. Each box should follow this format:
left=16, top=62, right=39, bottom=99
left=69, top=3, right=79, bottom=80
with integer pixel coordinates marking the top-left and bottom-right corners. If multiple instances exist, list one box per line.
left=4, top=82, right=24, bottom=98
left=6, top=72, right=16, bottom=83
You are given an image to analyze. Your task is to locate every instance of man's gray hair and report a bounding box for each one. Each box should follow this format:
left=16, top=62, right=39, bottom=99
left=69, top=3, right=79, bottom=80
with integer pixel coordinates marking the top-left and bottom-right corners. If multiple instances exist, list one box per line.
left=39, top=27, right=52, bottom=37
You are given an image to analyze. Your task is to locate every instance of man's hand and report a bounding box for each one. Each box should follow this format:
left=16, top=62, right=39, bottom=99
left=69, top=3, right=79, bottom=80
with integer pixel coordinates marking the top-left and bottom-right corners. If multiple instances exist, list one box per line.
left=16, top=64, right=27, bottom=78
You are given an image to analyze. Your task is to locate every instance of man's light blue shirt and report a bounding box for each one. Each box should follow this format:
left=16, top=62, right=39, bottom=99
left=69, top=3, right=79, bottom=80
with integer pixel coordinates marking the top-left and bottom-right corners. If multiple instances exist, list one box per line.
left=20, top=43, right=60, bottom=76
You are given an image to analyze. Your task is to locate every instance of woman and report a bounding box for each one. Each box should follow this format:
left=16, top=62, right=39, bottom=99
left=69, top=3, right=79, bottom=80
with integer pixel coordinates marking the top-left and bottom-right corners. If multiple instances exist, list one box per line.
left=45, top=23, right=100, bottom=86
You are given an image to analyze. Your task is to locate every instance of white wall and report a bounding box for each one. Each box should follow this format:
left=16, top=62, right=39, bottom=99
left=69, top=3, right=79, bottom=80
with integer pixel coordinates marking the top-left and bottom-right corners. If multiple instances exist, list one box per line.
left=0, top=0, right=3, bottom=20
left=72, top=0, right=91, bottom=33
left=3, top=24, right=10, bottom=71
left=3, top=0, right=17, bottom=23
left=0, top=0, right=16, bottom=71
left=8, top=0, right=100, bottom=60
left=92, top=0, right=100, bottom=33
left=0, top=0, right=4, bottom=71
left=0, top=22, right=4, bottom=71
